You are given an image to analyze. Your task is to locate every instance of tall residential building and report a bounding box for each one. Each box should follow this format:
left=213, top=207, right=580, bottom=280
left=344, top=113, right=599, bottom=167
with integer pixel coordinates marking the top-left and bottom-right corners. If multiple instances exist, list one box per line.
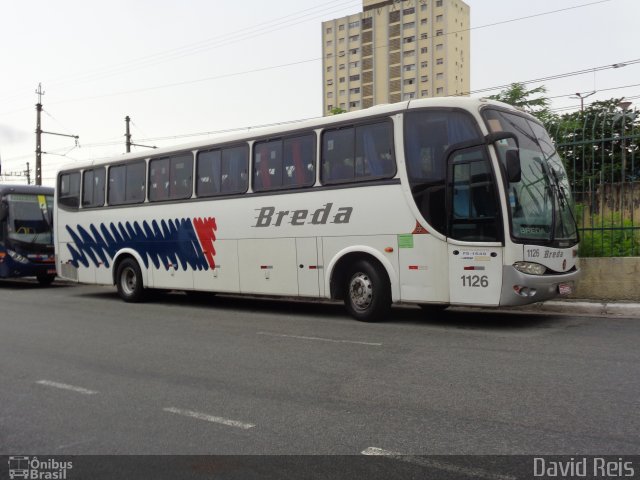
left=322, top=0, right=470, bottom=114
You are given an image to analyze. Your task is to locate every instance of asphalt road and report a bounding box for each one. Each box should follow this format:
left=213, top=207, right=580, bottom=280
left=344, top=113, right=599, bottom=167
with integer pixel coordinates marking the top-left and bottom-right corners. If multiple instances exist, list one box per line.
left=1, top=279, right=639, bottom=457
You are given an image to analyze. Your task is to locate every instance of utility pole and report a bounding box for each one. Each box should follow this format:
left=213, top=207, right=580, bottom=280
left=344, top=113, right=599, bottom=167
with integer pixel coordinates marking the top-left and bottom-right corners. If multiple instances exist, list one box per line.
left=26, top=162, right=31, bottom=185
left=124, top=115, right=156, bottom=153
left=34, top=83, right=79, bottom=185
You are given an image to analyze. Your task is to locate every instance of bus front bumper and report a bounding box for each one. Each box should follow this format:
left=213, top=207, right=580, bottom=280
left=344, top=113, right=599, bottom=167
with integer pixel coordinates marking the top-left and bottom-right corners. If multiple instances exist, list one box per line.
left=499, top=265, right=581, bottom=307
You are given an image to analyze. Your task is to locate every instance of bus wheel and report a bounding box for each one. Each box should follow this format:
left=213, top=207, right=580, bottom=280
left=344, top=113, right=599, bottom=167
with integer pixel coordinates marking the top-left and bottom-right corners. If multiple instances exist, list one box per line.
left=116, top=258, right=145, bottom=303
left=37, top=273, right=56, bottom=286
left=344, top=260, right=391, bottom=322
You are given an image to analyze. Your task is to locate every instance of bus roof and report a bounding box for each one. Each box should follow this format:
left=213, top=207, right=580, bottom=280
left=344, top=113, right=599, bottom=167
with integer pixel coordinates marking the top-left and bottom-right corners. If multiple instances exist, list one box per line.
left=56, top=96, right=523, bottom=173
left=0, top=184, right=54, bottom=196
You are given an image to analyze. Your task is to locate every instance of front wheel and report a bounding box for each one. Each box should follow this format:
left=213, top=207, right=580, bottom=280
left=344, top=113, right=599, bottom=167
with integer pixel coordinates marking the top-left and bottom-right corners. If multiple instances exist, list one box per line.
left=116, top=258, right=145, bottom=302
left=344, top=260, right=391, bottom=322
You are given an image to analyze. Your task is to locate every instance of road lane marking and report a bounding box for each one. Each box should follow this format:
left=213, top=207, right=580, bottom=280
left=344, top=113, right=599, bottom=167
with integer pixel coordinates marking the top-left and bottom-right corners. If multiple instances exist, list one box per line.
left=163, top=407, right=255, bottom=430
left=257, top=331, right=382, bottom=346
left=36, top=380, right=98, bottom=395
left=361, top=447, right=516, bottom=480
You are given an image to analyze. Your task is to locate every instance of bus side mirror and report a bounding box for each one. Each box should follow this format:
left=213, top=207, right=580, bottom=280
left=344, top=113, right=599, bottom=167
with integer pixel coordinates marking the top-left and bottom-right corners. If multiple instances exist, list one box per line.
left=0, top=202, right=7, bottom=221
left=506, top=149, right=522, bottom=183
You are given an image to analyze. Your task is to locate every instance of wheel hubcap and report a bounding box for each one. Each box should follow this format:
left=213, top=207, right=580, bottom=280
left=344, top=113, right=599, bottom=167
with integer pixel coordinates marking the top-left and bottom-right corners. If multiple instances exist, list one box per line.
left=349, top=272, right=373, bottom=311
left=121, top=267, right=137, bottom=296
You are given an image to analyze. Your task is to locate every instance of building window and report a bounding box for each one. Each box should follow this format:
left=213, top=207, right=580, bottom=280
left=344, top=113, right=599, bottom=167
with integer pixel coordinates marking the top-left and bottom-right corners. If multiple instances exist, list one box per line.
left=404, top=79, right=415, bottom=86
left=327, top=53, right=333, bottom=59
left=339, top=90, right=345, bottom=96
left=350, top=87, right=361, bottom=94
left=327, top=40, right=333, bottom=47
left=326, top=27, right=333, bottom=34
left=436, top=58, right=443, bottom=65
left=436, top=0, right=443, bottom=6
left=350, top=48, right=359, bottom=55
left=339, top=64, right=345, bottom=70
left=327, top=79, right=333, bottom=85
left=339, top=37, right=345, bottom=44
left=420, top=33, right=428, bottom=39
left=421, top=47, right=428, bottom=53
left=436, top=87, right=444, bottom=94
left=349, top=100, right=361, bottom=108
left=327, top=66, right=333, bottom=72
left=362, top=17, right=372, bottom=29
left=339, top=77, right=346, bottom=83
left=436, top=14, right=443, bottom=22
left=327, top=92, right=334, bottom=98
left=421, top=90, right=428, bottom=96
left=436, top=72, right=444, bottom=80
left=349, top=74, right=360, bottom=81
left=327, top=105, right=334, bottom=111
left=403, top=64, right=416, bottom=72
left=349, top=34, right=359, bottom=42
left=349, top=61, right=359, bottom=68
left=420, top=61, right=428, bottom=68
left=403, top=21, right=415, bottom=29
left=403, top=7, right=415, bottom=15
left=421, top=18, right=427, bottom=25
left=339, top=24, right=345, bottom=31
left=405, top=49, right=415, bottom=57
left=403, top=92, right=416, bottom=100
left=436, top=43, right=444, bottom=51
left=349, top=20, right=360, bottom=29
left=421, top=75, right=428, bottom=82
left=403, top=36, right=415, bottom=44
left=421, top=4, right=427, bottom=11
left=436, top=29, right=443, bottom=36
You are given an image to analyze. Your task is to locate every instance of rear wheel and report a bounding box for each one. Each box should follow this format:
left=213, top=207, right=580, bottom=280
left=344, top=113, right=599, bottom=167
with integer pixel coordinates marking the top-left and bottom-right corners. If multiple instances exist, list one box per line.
left=36, top=273, right=56, bottom=286
left=343, top=259, right=391, bottom=322
left=116, top=258, right=145, bottom=302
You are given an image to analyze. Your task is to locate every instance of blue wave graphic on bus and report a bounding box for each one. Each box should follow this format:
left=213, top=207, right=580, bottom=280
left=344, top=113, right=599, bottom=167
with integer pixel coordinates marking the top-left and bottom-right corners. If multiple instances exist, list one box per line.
left=65, top=218, right=217, bottom=271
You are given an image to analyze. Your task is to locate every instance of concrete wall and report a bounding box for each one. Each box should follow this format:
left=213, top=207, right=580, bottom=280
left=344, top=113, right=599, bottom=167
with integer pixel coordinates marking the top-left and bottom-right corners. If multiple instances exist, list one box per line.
left=573, top=257, right=640, bottom=301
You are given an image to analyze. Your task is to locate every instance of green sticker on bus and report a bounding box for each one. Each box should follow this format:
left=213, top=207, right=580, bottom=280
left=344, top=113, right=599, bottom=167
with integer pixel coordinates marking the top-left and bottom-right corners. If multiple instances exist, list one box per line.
left=398, top=234, right=414, bottom=249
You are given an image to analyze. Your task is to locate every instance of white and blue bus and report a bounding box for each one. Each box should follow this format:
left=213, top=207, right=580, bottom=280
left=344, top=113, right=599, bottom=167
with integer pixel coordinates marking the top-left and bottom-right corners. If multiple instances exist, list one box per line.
left=54, top=98, right=580, bottom=321
left=0, top=184, right=56, bottom=285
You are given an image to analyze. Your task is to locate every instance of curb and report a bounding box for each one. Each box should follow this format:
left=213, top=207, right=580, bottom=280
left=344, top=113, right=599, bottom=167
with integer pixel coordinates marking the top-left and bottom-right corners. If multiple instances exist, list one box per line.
left=509, top=300, right=640, bottom=318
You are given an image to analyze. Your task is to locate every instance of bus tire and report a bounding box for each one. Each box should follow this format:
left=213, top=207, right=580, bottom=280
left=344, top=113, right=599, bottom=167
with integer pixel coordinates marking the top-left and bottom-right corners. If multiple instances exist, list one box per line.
left=116, top=258, right=145, bottom=303
left=344, top=259, right=391, bottom=322
left=37, top=273, right=56, bottom=286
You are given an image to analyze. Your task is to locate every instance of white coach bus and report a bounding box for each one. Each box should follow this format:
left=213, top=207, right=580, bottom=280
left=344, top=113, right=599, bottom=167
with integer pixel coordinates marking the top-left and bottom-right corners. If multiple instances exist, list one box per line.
left=54, top=98, right=579, bottom=322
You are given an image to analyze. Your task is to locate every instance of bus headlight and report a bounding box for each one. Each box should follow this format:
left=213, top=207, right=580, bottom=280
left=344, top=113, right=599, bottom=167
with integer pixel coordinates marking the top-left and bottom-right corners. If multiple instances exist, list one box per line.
left=513, top=261, right=546, bottom=275
left=7, top=249, right=29, bottom=264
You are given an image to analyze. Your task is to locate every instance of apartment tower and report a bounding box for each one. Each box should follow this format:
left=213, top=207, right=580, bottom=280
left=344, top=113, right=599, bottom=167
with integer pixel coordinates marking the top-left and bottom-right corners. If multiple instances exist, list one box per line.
left=322, top=0, right=470, bottom=114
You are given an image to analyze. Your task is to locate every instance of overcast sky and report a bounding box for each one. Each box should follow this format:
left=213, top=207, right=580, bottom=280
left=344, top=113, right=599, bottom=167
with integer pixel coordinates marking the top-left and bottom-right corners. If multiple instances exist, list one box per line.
left=0, top=0, right=638, bottom=186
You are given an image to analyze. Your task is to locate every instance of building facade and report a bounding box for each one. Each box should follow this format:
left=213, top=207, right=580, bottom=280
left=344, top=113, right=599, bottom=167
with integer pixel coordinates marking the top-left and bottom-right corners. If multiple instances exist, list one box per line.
left=322, top=0, right=470, bottom=114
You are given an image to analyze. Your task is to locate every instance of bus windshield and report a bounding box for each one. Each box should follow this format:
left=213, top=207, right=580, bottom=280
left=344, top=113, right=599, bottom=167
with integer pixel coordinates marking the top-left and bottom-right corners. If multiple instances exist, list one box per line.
left=6, top=193, right=54, bottom=245
left=483, top=109, right=578, bottom=246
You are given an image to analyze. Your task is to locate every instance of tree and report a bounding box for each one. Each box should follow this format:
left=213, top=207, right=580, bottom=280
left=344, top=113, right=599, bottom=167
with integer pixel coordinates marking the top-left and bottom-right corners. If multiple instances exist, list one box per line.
left=488, top=82, right=555, bottom=124
left=330, top=107, right=347, bottom=115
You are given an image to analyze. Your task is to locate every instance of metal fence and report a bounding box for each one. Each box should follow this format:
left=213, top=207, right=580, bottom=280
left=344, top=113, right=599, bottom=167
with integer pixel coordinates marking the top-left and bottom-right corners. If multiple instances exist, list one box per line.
left=547, top=108, right=640, bottom=257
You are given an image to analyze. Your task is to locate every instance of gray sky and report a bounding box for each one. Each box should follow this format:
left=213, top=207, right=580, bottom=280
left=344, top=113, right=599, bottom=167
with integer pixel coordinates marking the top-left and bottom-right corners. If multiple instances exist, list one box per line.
left=0, top=0, right=638, bottom=186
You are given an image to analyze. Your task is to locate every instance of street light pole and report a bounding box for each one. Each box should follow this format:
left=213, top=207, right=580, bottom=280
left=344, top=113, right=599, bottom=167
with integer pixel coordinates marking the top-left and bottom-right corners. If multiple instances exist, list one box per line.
left=570, top=91, right=596, bottom=113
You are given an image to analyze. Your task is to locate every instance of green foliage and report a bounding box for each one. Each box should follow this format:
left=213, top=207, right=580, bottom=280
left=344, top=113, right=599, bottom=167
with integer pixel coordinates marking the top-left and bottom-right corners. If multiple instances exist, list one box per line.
left=488, top=82, right=555, bottom=124
left=576, top=206, right=640, bottom=257
left=330, top=107, right=347, bottom=115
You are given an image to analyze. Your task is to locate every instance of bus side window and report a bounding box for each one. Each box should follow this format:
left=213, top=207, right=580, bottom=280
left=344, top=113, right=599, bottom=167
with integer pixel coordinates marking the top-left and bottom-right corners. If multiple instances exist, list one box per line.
left=283, top=134, right=316, bottom=188
left=59, top=172, right=81, bottom=208
left=126, top=161, right=146, bottom=204
left=149, top=158, right=170, bottom=201
left=170, top=154, right=193, bottom=200
left=322, top=128, right=354, bottom=183
left=197, top=150, right=222, bottom=196
left=253, top=141, right=277, bottom=191
left=82, top=168, right=105, bottom=208
left=355, top=121, right=395, bottom=179
left=221, top=145, right=248, bottom=194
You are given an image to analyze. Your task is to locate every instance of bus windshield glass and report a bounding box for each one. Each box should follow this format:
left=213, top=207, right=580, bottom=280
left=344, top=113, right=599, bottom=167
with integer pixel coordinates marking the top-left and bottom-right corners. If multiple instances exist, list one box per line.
left=483, top=109, right=578, bottom=245
left=6, top=193, right=54, bottom=245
